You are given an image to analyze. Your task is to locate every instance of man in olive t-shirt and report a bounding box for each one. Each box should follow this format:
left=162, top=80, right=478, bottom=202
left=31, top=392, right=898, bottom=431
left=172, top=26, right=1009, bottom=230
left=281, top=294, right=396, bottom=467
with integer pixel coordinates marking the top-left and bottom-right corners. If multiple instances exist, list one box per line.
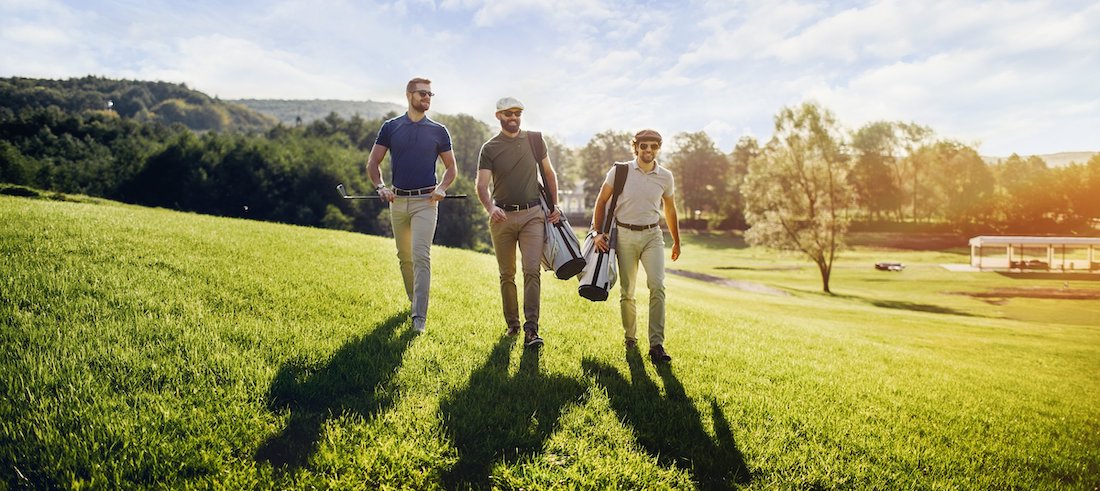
left=475, top=97, right=562, bottom=348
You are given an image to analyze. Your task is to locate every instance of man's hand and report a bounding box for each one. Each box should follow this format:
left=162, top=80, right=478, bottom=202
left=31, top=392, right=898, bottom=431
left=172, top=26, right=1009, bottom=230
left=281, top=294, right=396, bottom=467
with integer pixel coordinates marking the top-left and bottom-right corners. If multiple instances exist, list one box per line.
left=594, top=232, right=609, bottom=252
left=546, top=207, right=561, bottom=224
left=429, top=187, right=446, bottom=203
left=489, top=205, right=507, bottom=223
left=377, top=187, right=396, bottom=203
left=671, top=242, right=681, bottom=261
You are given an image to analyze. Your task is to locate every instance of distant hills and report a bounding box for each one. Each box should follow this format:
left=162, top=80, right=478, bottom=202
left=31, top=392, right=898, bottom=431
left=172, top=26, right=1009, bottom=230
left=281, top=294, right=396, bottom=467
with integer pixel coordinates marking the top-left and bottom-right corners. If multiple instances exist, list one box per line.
left=230, top=99, right=405, bottom=126
left=0, top=76, right=406, bottom=133
left=982, top=151, right=1097, bottom=168
left=0, top=76, right=277, bottom=132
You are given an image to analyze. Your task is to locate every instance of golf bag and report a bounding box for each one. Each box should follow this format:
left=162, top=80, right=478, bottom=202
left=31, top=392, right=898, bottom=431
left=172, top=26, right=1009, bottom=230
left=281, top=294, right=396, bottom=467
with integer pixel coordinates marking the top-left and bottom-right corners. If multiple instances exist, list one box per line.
left=578, top=163, right=629, bottom=302
left=577, top=228, right=618, bottom=301
left=530, top=131, right=586, bottom=279
left=540, top=200, right=586, bottom=279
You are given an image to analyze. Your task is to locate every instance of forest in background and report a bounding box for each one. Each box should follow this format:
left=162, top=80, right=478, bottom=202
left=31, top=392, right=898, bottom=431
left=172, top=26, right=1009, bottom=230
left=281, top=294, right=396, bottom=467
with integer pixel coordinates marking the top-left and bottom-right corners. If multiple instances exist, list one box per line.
left=2, top=75, right=1099, bottom=254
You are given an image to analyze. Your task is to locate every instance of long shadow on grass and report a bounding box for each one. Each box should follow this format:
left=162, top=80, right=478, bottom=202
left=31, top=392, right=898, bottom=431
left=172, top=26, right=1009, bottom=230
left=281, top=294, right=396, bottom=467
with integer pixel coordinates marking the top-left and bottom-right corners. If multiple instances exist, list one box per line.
left=583, top=352, right=752, bottom=490
left=869, top=299, right=976, bottom=316
left=823, top=292, right=977, bottom=317
left=439, top=336, right=586, bottom=488
left=254, top=311, right=414, bottom=471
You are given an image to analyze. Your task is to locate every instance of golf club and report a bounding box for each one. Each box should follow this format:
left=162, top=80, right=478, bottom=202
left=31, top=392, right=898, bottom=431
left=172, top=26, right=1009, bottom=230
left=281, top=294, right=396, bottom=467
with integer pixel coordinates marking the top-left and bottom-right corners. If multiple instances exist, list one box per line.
left=336, top=183, right=467, bottom=200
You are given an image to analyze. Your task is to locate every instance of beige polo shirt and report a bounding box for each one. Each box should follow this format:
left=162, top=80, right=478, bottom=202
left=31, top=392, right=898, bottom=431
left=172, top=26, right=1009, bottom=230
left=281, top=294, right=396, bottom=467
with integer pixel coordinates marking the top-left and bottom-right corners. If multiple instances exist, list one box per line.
left=602, top=159, right=675, bottom=226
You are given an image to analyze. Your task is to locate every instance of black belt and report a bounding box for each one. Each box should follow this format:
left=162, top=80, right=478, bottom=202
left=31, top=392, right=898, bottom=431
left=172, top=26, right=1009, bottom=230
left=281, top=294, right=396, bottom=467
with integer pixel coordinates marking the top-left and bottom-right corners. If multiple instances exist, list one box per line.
left=496, top=199, right=541, bottom=211
left=395, top=186, right=436, bottom=196
left=617, top=222, right=659, bottom=231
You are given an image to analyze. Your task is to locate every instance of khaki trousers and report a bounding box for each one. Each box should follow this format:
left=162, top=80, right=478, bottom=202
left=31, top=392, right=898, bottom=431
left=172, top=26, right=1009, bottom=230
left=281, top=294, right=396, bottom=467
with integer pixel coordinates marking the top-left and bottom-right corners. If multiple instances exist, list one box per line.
left=390, top=197, right=438, bottom=320
left=489, top=207, right=545, bottom=332
left=616, top=226, right=666, bottom=347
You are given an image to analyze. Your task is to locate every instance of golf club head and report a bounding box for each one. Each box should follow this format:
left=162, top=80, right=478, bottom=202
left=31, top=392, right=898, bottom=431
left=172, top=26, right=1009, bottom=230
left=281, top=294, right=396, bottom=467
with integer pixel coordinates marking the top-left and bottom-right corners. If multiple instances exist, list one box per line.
left=336, top=183, right=348, bottom=197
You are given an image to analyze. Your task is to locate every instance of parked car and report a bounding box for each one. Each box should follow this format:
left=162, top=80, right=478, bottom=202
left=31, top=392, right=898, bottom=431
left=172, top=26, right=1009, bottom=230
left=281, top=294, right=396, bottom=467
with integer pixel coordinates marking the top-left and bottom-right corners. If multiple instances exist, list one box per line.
left=875, top=262, right=905, bottom=271
left=1010, top=259, right=1049, bottom=270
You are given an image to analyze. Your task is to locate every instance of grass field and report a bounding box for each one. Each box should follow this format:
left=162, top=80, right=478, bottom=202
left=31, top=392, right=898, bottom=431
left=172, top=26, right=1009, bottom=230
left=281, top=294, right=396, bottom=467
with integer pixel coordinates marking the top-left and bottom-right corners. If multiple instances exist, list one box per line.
left=2, top=194, right=1099, bottom=489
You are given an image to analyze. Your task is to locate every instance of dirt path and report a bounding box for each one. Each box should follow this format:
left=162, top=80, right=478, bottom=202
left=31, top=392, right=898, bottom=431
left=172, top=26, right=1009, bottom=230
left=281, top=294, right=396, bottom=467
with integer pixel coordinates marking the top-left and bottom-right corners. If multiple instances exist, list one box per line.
left=667, top=269, right=790, bottom=296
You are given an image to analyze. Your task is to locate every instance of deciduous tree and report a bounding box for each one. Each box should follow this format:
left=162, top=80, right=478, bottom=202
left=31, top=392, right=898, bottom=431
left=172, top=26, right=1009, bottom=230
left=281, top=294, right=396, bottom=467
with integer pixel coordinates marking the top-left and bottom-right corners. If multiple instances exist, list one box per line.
left=744, top=102, right=853, bottom=293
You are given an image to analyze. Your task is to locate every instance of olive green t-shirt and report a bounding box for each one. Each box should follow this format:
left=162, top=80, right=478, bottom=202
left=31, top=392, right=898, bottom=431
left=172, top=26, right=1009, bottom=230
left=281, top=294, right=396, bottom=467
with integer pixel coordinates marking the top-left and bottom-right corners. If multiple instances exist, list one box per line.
left=478, top=130, right=545, bottom=205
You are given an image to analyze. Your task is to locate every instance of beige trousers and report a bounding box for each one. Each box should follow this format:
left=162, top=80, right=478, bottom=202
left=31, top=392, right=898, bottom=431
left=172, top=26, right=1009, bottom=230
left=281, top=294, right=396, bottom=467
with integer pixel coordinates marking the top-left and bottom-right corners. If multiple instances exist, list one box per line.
left=390, top=197, right=438, bottom=320
left=616, top=226, right=666, bottom=347
left=489, top=207, right=545, bottom=332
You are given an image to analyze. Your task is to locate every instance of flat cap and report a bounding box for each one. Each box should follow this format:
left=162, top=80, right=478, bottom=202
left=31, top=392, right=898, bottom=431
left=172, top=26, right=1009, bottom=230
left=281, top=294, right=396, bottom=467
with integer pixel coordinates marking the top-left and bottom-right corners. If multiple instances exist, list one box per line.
left=495, top=97, right=524, bottom=112
left=633, top=129, right=662, bottom=143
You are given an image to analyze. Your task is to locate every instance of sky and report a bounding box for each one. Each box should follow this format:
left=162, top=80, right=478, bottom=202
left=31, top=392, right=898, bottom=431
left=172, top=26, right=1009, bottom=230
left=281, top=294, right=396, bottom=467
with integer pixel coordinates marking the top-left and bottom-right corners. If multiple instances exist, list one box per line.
left=1, top=0, right=1098, bottom=157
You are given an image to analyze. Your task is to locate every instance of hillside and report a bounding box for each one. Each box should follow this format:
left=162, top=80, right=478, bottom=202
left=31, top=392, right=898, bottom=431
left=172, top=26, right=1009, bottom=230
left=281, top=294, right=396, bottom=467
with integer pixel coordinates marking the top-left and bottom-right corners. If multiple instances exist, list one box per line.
left=983, top=151, right=1097, bottom=168
left=0, top=76, right=277, bottom=132
left=3, top=193, right=1098, bottom=489
left=231, top=99, right=405, bottom=125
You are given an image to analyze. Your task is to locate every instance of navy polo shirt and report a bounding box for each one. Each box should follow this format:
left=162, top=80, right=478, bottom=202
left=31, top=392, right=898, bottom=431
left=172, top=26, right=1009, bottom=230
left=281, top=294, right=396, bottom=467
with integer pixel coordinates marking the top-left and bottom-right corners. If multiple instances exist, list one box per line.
left=375, top=113, right=453, bottom=189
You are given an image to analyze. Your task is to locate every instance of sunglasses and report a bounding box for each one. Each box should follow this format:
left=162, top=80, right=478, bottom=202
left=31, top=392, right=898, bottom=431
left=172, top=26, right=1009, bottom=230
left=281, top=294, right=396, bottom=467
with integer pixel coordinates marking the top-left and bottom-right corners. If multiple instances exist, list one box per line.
left=410, top=90, right=434, bottom=98
left=501, top=110, right=522, bottom=118
left=637, top=142, right=661, bottom=151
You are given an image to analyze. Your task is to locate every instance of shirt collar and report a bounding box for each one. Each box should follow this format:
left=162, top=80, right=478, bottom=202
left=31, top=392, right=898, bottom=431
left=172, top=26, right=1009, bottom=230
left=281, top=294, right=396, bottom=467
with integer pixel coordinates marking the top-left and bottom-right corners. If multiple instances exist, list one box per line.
left=631, top=158, right=660, bottom=174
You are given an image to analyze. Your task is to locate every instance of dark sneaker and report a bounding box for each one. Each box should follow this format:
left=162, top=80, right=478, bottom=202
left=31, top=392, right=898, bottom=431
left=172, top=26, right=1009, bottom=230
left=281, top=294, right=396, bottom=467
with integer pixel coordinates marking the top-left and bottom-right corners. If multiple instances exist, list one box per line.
left=624, top=338, right=637, bottom=348
left=649, top=344, right=672, bottom=363
left=506, top=326, right=521, bottom=337
left=524, top=330, right=544, bottom=348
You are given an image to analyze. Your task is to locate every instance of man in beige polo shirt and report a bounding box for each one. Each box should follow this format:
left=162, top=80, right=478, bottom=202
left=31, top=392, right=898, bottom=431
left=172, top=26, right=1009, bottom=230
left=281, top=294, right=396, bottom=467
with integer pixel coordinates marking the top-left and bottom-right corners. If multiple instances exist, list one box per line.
left=475, top=97, right=562, bottom=348
left=591, top=129, right=681, bottom=363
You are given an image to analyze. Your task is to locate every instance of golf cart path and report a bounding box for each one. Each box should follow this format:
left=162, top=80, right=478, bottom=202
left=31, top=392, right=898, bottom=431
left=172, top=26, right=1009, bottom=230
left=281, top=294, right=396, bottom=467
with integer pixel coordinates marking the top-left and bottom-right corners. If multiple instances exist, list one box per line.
left=667, top=269, right=790, bottom=296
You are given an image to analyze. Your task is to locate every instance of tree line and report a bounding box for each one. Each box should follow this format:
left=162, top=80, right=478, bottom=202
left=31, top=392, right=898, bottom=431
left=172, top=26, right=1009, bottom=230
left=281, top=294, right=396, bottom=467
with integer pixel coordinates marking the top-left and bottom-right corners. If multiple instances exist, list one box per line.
left=2, top=78, right=1098, bottom=260
left=740, top=102, right=1100, bottom=292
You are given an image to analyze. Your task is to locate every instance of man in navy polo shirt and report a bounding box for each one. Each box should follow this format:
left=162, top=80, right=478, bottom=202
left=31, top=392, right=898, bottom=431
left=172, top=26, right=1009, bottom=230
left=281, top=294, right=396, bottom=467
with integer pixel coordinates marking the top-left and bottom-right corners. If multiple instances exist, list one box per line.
left=366, top=77, right=457, bottom=333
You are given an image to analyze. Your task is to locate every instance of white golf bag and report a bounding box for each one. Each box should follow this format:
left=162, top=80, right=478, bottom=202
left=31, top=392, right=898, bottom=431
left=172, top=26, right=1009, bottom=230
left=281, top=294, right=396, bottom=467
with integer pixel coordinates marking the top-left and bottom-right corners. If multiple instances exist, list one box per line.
left=541, top=210, right=586, bottom=279
left=578, top=162, right=629, bottom=302
left=529, top=130, right=586, bottom=280
left=577, top=228, right=618, bottom=301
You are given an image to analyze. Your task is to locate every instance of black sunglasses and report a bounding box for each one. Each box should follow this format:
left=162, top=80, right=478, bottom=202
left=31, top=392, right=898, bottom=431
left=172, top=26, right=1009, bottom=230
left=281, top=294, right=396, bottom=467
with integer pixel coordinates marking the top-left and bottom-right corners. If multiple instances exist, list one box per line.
left=501, top=110, right=522, bottom=117
left=410, top=90, right=434, bottom=97
left=638, top=142, right=661, bottom=151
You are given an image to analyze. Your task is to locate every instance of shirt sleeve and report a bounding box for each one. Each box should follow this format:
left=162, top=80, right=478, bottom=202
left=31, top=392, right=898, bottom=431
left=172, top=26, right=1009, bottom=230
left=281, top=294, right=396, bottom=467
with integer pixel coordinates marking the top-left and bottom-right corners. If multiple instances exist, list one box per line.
left=602, top=165, right=616, bottom=188
left=438, top=125, right=453, bottom=154
left=375, top=120, right=393, bottom=148
left=663, top=170, right=675, bottom=198
left=535, top=133, right=548, bottom=161
left=477, top=142, right=493, bottom=171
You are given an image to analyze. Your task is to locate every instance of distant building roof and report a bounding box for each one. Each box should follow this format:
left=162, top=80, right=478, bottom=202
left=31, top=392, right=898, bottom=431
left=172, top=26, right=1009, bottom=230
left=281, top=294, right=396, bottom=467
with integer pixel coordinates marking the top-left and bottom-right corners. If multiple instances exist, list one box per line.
left=969, top=236, right=1100, bottom=247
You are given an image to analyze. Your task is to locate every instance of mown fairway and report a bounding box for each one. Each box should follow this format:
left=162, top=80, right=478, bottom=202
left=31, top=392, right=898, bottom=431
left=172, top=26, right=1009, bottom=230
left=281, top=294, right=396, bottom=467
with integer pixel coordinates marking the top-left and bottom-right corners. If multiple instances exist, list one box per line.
left=2, top=194, right=1099, bottom=490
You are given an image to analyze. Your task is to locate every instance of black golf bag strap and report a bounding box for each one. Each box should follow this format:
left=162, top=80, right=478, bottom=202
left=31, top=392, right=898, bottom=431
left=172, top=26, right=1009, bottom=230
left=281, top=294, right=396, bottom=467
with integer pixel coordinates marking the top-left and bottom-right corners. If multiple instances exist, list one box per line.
left=601, top=163, right=628, bottom=235
left=527, top=131, right=554, bottom=209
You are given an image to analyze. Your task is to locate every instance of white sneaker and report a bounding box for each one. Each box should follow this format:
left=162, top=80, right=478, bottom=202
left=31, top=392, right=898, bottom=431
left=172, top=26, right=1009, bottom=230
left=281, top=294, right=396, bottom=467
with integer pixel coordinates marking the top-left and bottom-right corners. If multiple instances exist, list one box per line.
left=412, top=316, right=426, bottom=333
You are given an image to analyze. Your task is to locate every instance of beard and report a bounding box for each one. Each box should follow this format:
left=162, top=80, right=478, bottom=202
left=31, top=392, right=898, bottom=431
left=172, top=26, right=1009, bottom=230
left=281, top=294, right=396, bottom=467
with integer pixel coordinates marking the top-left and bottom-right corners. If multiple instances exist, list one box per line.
left=500, top=119, right=520, bottom=133
left=637, top=152, right=656, bottom=165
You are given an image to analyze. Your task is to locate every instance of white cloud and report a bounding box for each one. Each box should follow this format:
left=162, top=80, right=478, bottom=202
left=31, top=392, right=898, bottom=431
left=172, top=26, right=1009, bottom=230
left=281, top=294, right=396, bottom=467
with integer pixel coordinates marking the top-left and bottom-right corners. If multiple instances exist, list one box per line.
left=129, top=35, right=360, bottom=99
left=1, top=0, right=1097, bottom=156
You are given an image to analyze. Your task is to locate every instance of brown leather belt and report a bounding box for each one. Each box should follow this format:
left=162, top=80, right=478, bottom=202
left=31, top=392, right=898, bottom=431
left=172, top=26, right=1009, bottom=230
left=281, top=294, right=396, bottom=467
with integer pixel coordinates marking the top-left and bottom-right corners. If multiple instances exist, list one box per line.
left=395, top=186, right=436, bottom=196
left=617, top=222, right=659, bottom=231
left=496, top=199, right=541, bottom=211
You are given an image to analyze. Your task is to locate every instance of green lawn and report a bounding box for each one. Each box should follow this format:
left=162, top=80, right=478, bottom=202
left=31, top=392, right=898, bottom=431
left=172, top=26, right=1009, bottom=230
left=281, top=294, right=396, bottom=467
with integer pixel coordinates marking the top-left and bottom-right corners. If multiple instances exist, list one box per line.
left=2, top=195, right=1099, bottom=489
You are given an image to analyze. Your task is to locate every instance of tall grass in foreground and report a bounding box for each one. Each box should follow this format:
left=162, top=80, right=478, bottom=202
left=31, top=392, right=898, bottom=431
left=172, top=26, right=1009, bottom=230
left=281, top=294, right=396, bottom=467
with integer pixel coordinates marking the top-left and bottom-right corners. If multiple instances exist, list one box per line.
left=2, top=195, right=1099, bottom=489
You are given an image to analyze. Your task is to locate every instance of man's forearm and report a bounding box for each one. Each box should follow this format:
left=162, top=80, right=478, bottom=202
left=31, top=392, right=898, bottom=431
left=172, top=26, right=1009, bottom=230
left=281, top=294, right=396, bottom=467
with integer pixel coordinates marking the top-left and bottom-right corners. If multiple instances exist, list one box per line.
left=440, top=165, right=457, bottom=191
